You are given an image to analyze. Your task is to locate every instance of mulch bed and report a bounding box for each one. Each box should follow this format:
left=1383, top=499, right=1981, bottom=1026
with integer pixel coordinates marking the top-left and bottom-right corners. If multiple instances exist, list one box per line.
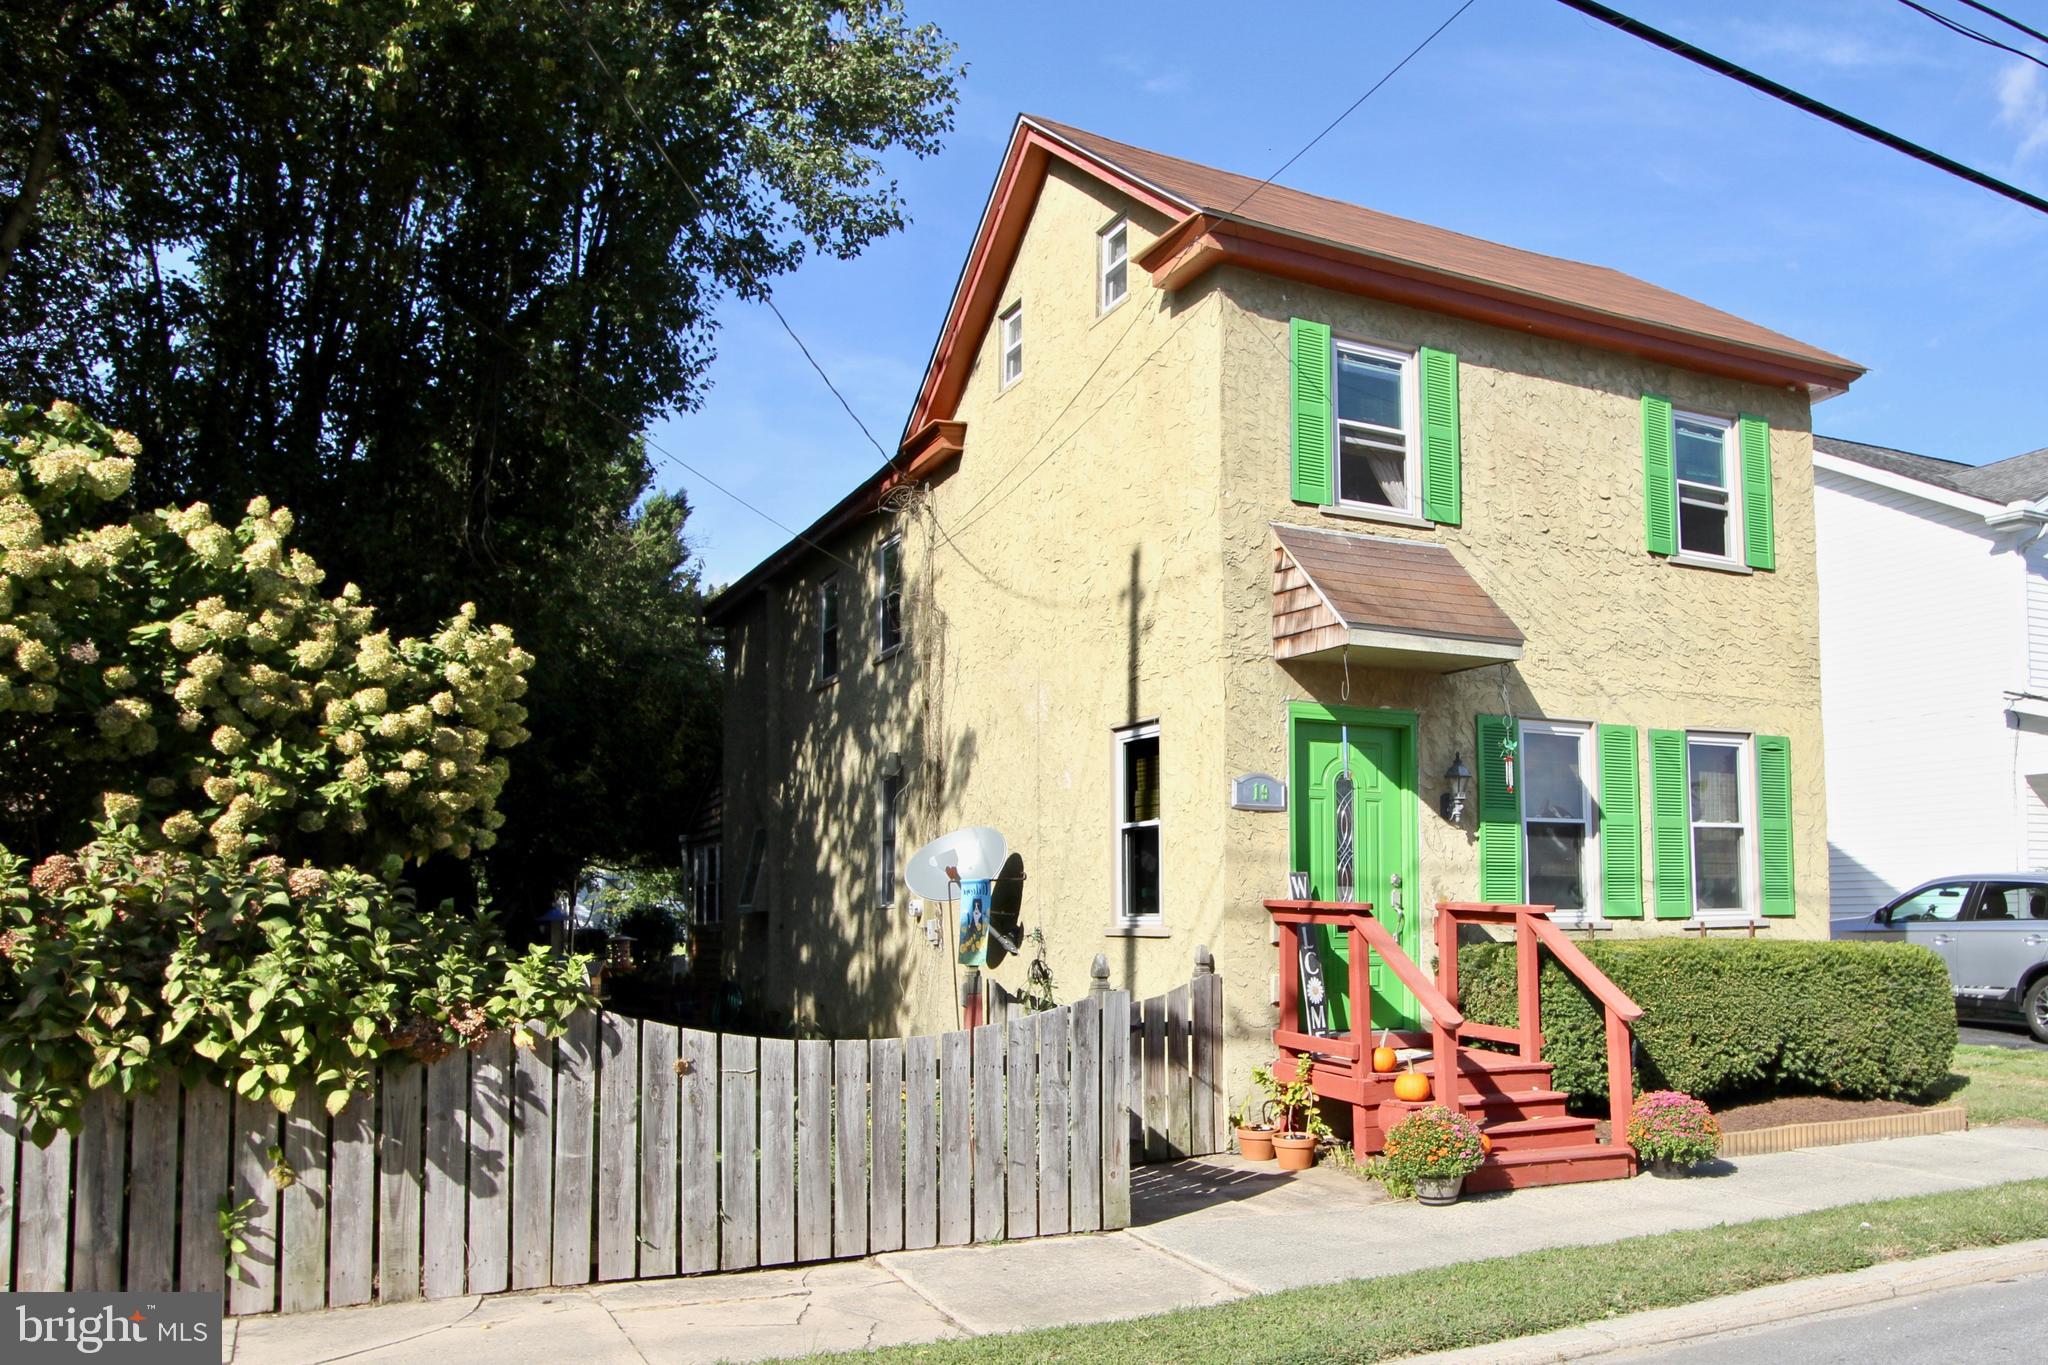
left=1588, top=1093, right=1935, bottom=1142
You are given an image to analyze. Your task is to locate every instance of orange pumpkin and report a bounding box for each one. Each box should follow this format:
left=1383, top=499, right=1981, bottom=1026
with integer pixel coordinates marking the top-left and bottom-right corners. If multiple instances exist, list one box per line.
left=1392, top=1070, right=1431, bottom=1103
left=1479, top=1132, right=1493, bottom=1155
left=1371, top=1046, right=1398, bottom=1074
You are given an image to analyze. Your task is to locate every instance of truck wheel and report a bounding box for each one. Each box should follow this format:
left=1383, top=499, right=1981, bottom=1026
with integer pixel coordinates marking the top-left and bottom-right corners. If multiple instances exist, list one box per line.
left=2029, top=977, right=2048, bottom=1045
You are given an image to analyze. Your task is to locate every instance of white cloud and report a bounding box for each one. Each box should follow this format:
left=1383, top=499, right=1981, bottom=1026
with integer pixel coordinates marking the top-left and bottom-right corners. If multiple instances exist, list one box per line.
left=1997, top=59, right=2048, bottom=162
left=1728, top=19, right=1935, bottom=71
left=1104, top=54, right=1189, bottom=97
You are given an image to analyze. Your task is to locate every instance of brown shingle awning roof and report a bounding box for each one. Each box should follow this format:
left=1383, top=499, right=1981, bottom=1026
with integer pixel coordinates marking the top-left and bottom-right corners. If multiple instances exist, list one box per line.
left=1272, top=524, right=1523, bottom=673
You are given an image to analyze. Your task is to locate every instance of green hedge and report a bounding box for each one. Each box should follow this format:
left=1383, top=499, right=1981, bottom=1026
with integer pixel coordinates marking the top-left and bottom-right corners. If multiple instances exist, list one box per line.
left=1456, top=938, right=1957, bottom=1105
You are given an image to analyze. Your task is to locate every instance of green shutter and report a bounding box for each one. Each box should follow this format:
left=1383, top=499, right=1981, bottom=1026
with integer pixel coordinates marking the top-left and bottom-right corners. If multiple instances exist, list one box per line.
left=1643, top=393, right=1675, bottom=556
left=1740, top=415, right=1775, bottom=571
left=1597, top=724, right=1644, bottom=919
left=1290, top=318, right=1333, bottom=504
left=1648, top=728, right=1692, bottom=919
left=1420, top=346, right=1461, bottom=526
left=1476, top=713, right=1522, bottom=902
left=1756, top=734, right=1795, bottom=917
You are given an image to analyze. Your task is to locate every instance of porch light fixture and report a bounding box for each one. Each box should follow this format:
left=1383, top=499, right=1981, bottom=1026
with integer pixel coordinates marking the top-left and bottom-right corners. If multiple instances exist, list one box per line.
left=1439, top=752, right=1472, bottom=824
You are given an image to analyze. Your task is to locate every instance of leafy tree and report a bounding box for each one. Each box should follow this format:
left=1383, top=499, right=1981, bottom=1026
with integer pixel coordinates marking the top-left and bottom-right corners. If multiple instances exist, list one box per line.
left=2, top=0, right=960, bottom=923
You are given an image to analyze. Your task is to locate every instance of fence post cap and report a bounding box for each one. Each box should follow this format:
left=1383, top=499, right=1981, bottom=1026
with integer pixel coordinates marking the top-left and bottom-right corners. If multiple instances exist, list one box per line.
left=1194, top=944, right=1214, bottom=974
left=1090, top=954, right=1110, bottom=994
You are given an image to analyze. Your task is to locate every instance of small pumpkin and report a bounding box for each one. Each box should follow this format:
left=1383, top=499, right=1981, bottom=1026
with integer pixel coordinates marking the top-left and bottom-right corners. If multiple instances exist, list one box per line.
left=1371, top=1046, right=1398, bottom=1074
left=1479, top=1131, right=1493, bottom=1155
left=1392, top=1069, right=1432, bottom=1103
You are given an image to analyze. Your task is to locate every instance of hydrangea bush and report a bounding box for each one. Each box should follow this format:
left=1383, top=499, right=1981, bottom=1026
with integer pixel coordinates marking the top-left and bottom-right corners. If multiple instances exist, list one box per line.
left=1, top=399, right=530, bottom=865
left=1627, top=1090, right=1721, bottom=1167
left=0, top=401, right=591, bottom=1140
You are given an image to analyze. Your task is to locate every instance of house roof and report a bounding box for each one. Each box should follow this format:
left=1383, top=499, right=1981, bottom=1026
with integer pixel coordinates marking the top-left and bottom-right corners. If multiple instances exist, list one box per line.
left=1032, top=118, right=1860, bottom=386
left=1815, top=434, right=2048, bottom=505
left=1271, top=523, right=1524, bottom=649
left=712, top=115, right=1865, bottom=616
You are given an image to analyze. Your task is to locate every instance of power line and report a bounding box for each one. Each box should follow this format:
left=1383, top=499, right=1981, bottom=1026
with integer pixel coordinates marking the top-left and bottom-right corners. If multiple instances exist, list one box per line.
left=549, top=0, right=896, bottom=469
left=1552, top=0, right=2048, bottom=216
left=1953, top=0, right=2048, bottom=47
left=949, top=0, right=1477, bottom=530
left=1897, top=0, right=2048, bottom=71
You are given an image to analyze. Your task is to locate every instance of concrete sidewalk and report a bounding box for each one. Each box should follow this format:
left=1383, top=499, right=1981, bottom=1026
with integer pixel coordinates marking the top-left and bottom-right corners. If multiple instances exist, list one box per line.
left=227, top=1125, right=2048, bottom=1365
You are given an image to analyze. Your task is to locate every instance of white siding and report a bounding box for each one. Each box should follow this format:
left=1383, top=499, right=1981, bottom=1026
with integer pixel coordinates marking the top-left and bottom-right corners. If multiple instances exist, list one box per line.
left=1815, top=468, right=2029, bottom=916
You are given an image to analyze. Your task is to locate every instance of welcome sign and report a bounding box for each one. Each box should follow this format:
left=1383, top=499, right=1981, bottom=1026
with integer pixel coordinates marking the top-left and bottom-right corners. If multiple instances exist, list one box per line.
left=3, top=1294, right=219, bottom=1363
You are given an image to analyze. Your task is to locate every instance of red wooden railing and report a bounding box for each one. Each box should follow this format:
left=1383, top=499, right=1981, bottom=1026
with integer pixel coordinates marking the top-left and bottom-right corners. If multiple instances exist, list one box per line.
left=1435, top=902, right=1645, bottom=1152
left=1264, top=900, right=1467, bottom=1103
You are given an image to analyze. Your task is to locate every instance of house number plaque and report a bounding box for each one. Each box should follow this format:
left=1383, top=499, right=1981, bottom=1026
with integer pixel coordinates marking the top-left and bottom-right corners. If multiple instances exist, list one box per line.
left=1230, top=773, right=1287, bottom=812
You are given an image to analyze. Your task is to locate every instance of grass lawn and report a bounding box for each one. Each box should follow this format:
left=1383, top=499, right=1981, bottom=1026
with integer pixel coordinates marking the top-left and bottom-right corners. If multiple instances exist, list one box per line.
left=793, top=1180, right=2048, bottom=1364
left=1946, top=1043, right=2048, bottom=1126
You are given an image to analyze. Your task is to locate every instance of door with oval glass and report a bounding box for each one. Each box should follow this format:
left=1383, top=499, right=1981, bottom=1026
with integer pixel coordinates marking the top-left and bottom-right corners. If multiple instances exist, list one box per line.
left=1288, top=707, right=1421, bottom=1033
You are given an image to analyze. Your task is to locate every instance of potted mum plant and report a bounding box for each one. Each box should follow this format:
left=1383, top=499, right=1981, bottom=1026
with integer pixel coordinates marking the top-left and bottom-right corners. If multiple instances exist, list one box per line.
left=1234, top=1095, right=1278, bottom=1162
left=1380, top=1103, right=1487, bottom=1205
left=1250, top=1055, right=1331, bottom=1170
left=1628, top=1090, right=1721, bottom=1176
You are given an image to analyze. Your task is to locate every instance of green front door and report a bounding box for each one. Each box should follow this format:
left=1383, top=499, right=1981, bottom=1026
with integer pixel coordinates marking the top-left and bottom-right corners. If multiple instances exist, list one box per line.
left=1289, top=709, right=1420, bottom=1032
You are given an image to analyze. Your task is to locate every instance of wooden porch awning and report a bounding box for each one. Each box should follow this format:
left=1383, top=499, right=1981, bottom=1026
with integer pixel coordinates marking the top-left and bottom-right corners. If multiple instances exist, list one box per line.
left=1271, top=523, right=1524, bottom=673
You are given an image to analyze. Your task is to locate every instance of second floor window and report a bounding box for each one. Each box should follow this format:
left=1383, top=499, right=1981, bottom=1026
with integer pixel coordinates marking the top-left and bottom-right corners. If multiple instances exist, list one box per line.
left=1673, top=411, right=1742, bottom=563
left=1000, top=304, right=1023, bottom=388
left=1099, top=219, right=1129, bottom=312
left=875, top=536, right=904, bottom=655
left=1335, top=340, right=1417, bottom=513
left=688, top=843, right=721, bottom=925
left=816, top=576, right=840, bottom=682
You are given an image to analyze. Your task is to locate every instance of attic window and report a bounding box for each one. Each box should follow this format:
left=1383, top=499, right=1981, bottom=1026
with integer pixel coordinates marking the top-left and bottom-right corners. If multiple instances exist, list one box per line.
left=1099, top=219, right=1129, bottom=312
left=1000, top=304, right=1023, bottom=388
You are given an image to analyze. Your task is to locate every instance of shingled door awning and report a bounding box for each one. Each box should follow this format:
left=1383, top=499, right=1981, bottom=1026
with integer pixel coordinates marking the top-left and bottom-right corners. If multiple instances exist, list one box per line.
left=1272, top=523, right=1524, bottom=673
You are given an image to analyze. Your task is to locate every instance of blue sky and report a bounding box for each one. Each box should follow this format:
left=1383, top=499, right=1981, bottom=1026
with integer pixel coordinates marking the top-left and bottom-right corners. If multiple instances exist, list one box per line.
left=651, top=0, right=2048, bottom=587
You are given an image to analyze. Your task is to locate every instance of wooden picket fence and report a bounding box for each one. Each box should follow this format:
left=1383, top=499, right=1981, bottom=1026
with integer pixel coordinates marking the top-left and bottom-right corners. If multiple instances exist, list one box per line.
left=0, top=987, right=1153, bottom=1313
left=1129, top=949, right=1230, bottom=1163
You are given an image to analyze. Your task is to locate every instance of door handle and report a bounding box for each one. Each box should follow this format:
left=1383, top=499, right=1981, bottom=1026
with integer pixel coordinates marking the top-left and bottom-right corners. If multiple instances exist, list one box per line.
left=2026, top=935, right=2047, bottom=947
left=1930, top=934, right=1955, bottom=945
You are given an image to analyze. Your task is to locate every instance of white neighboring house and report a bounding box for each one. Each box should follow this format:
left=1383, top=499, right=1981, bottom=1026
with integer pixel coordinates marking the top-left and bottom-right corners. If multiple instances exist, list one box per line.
left=1814, top=435, right=2048, bottom=917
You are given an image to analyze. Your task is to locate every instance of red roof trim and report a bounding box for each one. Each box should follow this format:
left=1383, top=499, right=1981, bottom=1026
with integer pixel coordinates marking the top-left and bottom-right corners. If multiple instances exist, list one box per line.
left=1141, top=217, right=1863, bottom=398
left=898, top=120, right=1192, bottom=447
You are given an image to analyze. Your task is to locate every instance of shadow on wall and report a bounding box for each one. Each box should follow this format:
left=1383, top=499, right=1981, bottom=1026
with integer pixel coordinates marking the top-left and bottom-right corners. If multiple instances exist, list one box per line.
left=1826, top=840, right=1901, bottom=926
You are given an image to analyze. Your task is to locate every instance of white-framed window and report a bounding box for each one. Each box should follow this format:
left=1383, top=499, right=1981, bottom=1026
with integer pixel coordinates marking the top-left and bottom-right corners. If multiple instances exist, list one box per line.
left=875, top=536, right=904, bottom=657
left=1687, top=732, right=1755, bottom=921
left=1333, top=339, right=1420, bottom=514
left=1672, top=411, right=1743, bottom=564
left=1114, top=722, right=1161, bottom=923
left=999, top=304, right=1024, bottom=388
left=815, top=575, right=840, bottom=683
left=1098, top=218, right=1129, bottom=313
left=877, top=772, right=903, bottom=909
left=736, top=828, right=768, bottom=914
left=1519, top=719, right=1599, bottom=923
left=688, top=843, right=721, bottom=925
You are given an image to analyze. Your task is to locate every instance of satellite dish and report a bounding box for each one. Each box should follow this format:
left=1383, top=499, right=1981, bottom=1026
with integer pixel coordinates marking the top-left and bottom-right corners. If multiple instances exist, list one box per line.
left=904, top=826, right=1009, bottom=901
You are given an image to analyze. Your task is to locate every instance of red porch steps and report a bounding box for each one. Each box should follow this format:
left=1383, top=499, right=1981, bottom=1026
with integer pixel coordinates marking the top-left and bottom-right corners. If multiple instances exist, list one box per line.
left=1293, top=1035, right=1636, bottom=1190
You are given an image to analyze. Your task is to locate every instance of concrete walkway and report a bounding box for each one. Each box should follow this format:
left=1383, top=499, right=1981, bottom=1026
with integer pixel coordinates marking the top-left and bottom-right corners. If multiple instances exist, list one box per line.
left=227, top=1125, right=2048, bottom=1365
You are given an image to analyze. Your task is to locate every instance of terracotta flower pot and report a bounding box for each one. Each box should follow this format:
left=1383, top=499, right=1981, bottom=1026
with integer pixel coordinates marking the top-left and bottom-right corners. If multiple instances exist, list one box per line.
left=1237, top=1126, right=1277, bottom=1161
left=1273, top=1133, right=1317, bottom=1171
left=1415, top=1175, right=1464, bottom=1206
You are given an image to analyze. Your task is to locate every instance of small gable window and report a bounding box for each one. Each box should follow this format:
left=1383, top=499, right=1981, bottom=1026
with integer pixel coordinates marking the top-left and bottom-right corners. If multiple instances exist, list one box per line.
left=1000, top=304, right=1023, bottom=388
left=875, top=535, right=904, bottom=657
left=1099, top=218, right=1129, bottom=312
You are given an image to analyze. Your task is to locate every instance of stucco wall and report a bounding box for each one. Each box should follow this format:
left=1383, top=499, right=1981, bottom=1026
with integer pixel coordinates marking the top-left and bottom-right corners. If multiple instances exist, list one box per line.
left=1212, top=270, right=1833, bottom=1035
left=719, top=162, right=1234, bottom=1038
left=719, top=169, right=1836, bottom=1105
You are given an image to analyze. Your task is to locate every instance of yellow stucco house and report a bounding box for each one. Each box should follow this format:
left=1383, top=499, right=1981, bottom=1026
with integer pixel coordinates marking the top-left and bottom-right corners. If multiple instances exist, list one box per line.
left=704, top=116, right=1863, bottom=1079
